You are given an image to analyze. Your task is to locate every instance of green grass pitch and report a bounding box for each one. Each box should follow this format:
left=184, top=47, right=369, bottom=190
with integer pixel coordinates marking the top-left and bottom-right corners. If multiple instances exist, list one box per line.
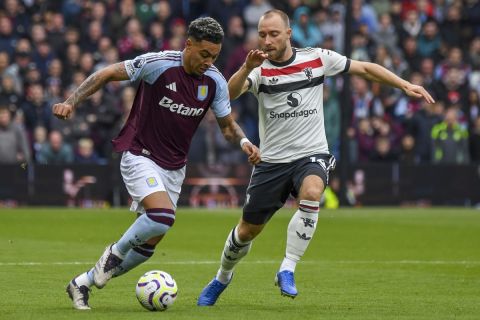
left=1, top=208, right=479, bottom=319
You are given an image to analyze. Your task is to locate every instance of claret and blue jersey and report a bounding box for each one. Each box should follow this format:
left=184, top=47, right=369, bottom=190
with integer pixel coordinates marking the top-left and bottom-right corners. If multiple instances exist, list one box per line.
left=112, top=51, right=231, bottom=170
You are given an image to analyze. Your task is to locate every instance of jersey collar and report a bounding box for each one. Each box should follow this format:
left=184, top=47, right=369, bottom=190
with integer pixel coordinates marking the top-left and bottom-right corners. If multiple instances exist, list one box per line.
left=268, top=48, right=296, bottom=67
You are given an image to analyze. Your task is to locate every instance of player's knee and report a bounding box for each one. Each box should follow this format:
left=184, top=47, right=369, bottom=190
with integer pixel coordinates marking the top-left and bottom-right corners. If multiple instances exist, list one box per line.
left=301, top=187, right=323, bottom=201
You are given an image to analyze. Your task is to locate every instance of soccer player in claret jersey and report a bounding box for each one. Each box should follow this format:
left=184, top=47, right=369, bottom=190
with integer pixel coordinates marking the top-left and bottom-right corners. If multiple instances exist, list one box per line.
left=197, top=9, right=435, bottom=305
left=53, top=17, right=260, bottom=310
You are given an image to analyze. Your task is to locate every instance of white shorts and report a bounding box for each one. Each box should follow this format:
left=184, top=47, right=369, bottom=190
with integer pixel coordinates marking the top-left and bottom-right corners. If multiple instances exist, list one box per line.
left=120, top=151, right=185, bottom=212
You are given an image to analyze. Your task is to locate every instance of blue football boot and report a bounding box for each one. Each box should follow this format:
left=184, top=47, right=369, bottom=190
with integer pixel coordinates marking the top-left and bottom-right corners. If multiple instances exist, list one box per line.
left=197, top=276, right=231, bottom=306
left=275, top=270, right=298, bottom=298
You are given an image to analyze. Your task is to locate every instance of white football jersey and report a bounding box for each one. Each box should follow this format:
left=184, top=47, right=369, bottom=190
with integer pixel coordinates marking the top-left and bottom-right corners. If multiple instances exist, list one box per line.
left=248, top=47, right=350, bottom=162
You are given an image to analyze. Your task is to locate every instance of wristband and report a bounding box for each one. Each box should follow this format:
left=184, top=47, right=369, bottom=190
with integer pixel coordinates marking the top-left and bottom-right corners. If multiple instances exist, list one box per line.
left=240, top=137, right=250, bottom=148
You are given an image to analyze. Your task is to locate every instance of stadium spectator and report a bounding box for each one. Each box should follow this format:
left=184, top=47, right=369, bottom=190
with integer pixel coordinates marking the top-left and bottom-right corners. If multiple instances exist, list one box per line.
left=56, top=17, right=260, bottom=310
left=0, top=73, right=22, bottom=114
left=405, top=101, right=444, bottom=163
left=135, top=0, right=157, bottom=25
left=401, top=10, right=422, bottom=40
left=0, top=104, right=30, bottom=164
left=468, top=37, right=480, bottom=70
left=5, top=38, right=33, bottom=94
left=402, top=36, right=422, bottom=72
left=0, top=51, right=10, bottom=77
left=3, top=0, right=30, bottom=37
left=323, top=85, right=341, bottom=155
left=82, top=20, right=103, bottom=54
left=440, top=4, right=464, bottom=48
left=224, top=31, right=258, bottom=80
left=146, top=20, right=166, bottom=52
left=370, top=135, right=398, bottom=162
left=148, top=0, right=173, bottom=38
left=74, top=137, right=103, bottom=164
left=372, top=13, right=398, bottom=53
left=470, top=116, right=480, bottom=162
left=36, top=130, right=74, bottom=164
left=356, top=118, right=376, bottom=162
left=317, top=8, right=344, bottom=53
left=243, top=0, right=273, bottom=35
left=216, top=15, right=245, bottom=73
left=206, top=0, right=243, bottom=29
left=417, top=19, right=441, bottom=61
left=21, top=83, right=51, bottom=133
left=399, top=134, right=416, bottom=164
left=0, top=15, right=16, bottom=56
left=31, top=125, right=47, bottom=162
left=468, top=89, right=479, bottom=126
left=197, top=9, right=434, bottom=306
left=431, top=107, right=470, bottom=164
left=291, top=6, right=323, bottom=48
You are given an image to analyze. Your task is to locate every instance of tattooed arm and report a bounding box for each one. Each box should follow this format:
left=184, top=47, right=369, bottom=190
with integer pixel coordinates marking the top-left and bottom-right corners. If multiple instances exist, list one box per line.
left=216, top=114, right=261, bottom=165
left=52, top=62, right=129, bottom=120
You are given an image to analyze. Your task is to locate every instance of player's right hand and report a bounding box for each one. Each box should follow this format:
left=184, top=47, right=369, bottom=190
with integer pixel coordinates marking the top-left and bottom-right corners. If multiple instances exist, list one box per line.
left=245, top=49, right=268, bottom=70
left=242, top=142, right=261, bottom=165
left=52, top=102, right=74, bottom=120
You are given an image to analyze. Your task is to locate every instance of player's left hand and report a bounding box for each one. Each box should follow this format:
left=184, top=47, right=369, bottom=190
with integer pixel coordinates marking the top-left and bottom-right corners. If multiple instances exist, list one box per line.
left=242, top=142, right=261, bottom=165
left=403, top=83, right=435, bottom=104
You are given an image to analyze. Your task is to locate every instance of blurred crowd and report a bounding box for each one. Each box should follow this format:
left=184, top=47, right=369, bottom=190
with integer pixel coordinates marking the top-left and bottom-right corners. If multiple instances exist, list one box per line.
left=0, top=0, right=480, bottom=166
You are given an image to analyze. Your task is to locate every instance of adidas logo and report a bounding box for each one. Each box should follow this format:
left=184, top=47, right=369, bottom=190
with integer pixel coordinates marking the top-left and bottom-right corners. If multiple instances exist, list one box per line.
left=268, top=77, right=279, bottom=84
left=166, top=82, right=177, bottom=92
left=296, top=231, right=312, bottom=240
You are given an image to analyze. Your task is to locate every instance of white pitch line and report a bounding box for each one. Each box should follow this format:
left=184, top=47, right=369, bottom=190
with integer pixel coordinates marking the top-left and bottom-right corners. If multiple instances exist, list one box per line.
left=0, top=260, right=479, bottom=267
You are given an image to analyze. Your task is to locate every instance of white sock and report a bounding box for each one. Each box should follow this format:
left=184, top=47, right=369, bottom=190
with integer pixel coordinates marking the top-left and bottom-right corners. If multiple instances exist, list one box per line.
left=216, top=226, right=252, bottom=284
left=280, top=200, right=319, bottom=272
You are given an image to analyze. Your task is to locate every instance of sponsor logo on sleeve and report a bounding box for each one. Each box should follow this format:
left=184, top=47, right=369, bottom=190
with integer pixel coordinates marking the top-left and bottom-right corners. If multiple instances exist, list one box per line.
left=133, top=57, right=146, bottom=68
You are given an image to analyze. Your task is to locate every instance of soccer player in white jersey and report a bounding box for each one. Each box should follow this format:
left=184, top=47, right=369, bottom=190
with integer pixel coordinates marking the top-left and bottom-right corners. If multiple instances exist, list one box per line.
left=53, top=17, right=260, bottom=310
left=197, top=9, right=434, bottom=305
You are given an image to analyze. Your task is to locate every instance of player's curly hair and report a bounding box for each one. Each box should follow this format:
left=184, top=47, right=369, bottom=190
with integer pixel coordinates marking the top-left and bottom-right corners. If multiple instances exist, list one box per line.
left=187, top=17, right=224, bottom=44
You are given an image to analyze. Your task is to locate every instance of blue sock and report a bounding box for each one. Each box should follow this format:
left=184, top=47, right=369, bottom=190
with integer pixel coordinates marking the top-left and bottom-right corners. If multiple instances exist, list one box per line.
left=113, top=243, right=156, bottom=277
left=115, top=208, right=175, bottom=255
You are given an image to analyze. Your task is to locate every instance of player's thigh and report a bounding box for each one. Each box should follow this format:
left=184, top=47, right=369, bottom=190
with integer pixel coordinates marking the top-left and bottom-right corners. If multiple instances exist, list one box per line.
left=243, top=162, right=295, bottom=225
left=293, top=154, right=336, bottom=201
left=120, top=151, right=185, bottom=212
left=142, top=192, right=173, bottom=210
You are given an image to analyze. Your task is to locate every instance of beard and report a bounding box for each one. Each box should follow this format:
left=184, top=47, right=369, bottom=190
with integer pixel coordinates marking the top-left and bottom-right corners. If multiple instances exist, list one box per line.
left=264, top=43, right=288, bottom=62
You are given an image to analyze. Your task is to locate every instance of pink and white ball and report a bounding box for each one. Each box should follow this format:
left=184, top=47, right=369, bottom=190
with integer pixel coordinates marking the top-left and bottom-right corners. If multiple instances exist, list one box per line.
left=135, top=270, right=178, bottom=311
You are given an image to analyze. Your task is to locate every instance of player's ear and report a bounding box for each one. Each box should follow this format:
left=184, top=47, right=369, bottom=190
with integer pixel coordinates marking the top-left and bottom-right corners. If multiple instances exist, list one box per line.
left=185, top=38, right=193, bottom=50
left=286, top=28, right=292, bottom=39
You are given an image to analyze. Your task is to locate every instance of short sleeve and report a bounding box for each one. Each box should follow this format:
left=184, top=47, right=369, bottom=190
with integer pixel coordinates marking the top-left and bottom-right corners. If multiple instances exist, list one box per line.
left=247, top=67, right=261, bottom=95
left=209, top=72, right=231, bottom=118
left=317, top=48, right=350, bottom=77
left=124, top=52, right=166, bottom=84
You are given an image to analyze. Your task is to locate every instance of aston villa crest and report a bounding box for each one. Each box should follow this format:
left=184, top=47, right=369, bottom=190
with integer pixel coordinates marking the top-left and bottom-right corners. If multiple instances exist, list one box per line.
left=197, top=85, right=208, bottom=101
left=303, top=67, right=313, bottom=81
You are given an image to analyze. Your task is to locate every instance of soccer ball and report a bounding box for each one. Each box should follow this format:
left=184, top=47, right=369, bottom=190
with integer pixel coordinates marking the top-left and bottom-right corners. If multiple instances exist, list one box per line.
left=135, top=270, right=178, bottom=311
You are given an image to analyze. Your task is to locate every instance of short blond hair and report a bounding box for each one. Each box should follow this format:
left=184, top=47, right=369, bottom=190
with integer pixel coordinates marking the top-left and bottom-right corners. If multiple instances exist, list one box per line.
left=262, top=9, right=290, bottom=28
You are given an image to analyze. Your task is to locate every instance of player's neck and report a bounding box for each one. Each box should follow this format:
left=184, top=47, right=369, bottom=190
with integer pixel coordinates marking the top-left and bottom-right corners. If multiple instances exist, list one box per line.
left=181, top=50, right=192, bottom=75
left=268, top=46, right=295, bottom=66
